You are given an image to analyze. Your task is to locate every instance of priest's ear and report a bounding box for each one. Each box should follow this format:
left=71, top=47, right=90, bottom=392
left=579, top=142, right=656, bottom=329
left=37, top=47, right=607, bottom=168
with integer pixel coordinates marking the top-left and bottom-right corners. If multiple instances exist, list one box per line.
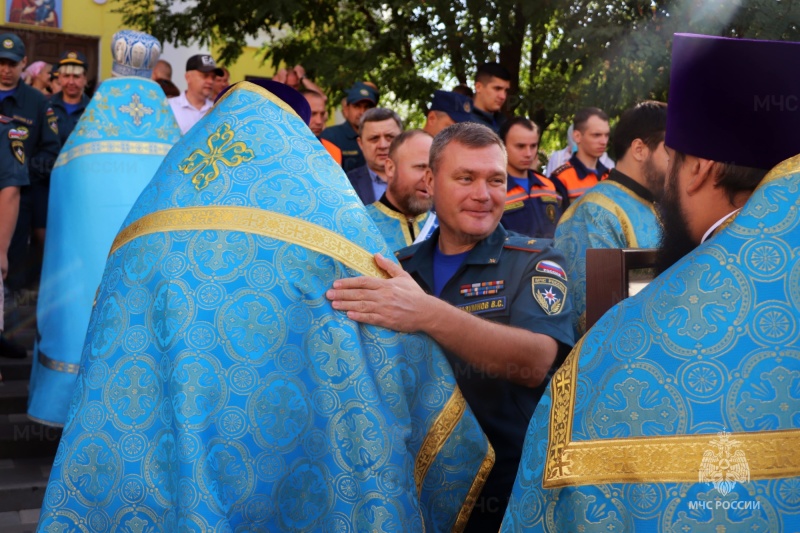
left=684, top=156, right=717, bottom=196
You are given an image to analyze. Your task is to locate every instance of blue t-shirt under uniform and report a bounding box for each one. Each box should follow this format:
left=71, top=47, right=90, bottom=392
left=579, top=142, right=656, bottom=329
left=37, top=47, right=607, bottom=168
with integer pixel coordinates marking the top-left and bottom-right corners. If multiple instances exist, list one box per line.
left=432, top=246, right=469, bottom=297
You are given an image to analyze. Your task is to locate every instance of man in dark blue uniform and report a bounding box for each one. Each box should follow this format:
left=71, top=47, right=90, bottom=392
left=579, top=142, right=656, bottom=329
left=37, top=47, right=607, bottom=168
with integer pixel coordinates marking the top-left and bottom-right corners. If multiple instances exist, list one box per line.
left=0, top=114, right=29, bottom=361
left=320, top=81, right=378, bottom=172
left=471, top=62, right=510, bottom=133
left=0, top=32, right=60, bottom=358
left=328, top=122, right=574, bottom=532
left=49, top=50, right=90, bottom=145
left=499, top=117, right=567, bottom=238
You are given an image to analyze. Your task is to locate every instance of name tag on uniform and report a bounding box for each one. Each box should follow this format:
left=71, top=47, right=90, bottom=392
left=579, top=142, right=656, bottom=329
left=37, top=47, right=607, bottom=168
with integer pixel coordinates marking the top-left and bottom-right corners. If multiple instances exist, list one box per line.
left=458, top=297, right=506, bottom=315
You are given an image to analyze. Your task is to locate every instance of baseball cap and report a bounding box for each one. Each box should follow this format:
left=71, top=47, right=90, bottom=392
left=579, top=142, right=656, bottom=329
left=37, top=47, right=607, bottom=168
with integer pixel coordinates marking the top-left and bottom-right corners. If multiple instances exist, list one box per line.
left=345, top=82, right=379, bottom=105
left=429, top=90, right=475, bottom=123
left=0, top=33, right=25, bottom=63
left=186, top=54, right=224, bottom=76
left=58, top=50, right=88, bottom=69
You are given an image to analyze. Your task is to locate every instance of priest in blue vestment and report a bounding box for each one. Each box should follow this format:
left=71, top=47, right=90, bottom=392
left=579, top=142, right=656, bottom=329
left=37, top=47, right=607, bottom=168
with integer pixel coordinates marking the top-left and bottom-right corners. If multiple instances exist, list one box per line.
left=36, top=80, right=493, bottom=532
left=502, top=33, right=800, bottom=531
left=554, top=101, right=667, bottom=338
left=27, top=30, right=181, bottom=427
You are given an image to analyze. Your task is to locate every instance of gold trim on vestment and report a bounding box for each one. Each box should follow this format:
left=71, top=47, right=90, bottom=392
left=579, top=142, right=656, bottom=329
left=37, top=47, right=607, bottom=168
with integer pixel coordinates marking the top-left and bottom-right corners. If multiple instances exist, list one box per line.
left=543, top=337, right=800, bottom=488
left=38, top=349, right=80, bottom=374
left=110, top=207, right=388, bottom=279
left=371, top=201, right=427, bottom=247
left=415, top=387, right=467, bottom=495
left=453, top=445, right=495, bottom=533
left=54, top=141, right=174, bottom=167
left=211, top=81, right=300, bottom=119
left=26, top=413, right=65, bottom=429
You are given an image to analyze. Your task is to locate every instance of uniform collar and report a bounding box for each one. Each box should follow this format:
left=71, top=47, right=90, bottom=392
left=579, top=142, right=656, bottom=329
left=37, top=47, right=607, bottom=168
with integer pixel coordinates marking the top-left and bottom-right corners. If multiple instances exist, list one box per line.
left=569, top=153, right=609, bottom=180
left=402, top=224, right=508, bottom=288
left=50, top=91, right=90, bottom=111
left=527, top=169, right=549, bottom=188
left=606, top=168, right=655, bottom=204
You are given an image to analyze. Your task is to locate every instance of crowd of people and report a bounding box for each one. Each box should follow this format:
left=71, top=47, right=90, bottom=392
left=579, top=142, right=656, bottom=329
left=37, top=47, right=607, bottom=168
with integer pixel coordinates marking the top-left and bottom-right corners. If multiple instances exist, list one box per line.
left=0, top=25, right=798, bottom=532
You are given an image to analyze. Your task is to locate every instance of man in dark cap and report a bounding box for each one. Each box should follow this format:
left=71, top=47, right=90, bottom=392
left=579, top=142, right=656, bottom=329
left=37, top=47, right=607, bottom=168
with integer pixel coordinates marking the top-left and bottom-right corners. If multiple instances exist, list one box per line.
left=168, top=53, right=224, bottom=134
left=320, top=81, right=378, bottom=172
left=422, top=89, right=475, bottom=136
left=49, top=50, right=90, bottom=145
left=0, top=32, right=60, bottom=358
left=501, top=33, right=800, bottom=532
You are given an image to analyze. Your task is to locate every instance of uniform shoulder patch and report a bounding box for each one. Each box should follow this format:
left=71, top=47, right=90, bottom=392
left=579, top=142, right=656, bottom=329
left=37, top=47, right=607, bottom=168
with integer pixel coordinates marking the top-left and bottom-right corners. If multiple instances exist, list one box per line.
left=536, top=259, right=567, bottom=281
left=532, top=276, right=567, bottom=315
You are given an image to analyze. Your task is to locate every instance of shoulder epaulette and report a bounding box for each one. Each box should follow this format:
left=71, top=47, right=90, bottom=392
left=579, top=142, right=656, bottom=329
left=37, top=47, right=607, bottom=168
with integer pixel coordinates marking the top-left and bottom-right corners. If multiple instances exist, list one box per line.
left=551, top=162, right=573, bottom=177
left=395, top=242, right=420, bottom=261
left=502, top=235, right=544, bottom=253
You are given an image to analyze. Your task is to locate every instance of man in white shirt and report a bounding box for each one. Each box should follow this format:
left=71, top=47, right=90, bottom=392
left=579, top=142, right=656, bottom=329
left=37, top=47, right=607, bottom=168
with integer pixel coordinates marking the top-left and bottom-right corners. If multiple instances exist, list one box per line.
left=168, top=54, right=223, bottom=134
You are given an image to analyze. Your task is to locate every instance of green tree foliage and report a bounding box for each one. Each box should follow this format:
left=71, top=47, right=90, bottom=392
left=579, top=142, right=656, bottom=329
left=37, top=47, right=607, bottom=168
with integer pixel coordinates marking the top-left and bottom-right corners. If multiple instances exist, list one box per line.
left=119, top=0, right=800, bottom=143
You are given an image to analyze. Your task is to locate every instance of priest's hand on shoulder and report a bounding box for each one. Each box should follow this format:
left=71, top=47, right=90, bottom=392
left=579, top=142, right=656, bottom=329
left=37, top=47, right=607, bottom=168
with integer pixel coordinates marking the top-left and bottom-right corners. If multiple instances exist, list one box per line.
left=326, top=253, right=435, bottom=332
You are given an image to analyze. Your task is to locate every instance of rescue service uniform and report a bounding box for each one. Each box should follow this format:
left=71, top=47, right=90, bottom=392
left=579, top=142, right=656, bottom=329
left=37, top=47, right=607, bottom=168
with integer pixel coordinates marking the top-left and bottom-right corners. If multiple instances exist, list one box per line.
left=397, top=224, right=574, bottom=532
left=319, top=122, right=364, bottom=172
left=49, top=91, right=90, bottom=145
left=501, top=170, right=567, bottom=238
left=0, top=115, right=29, bottom=335
left=550, top=153, right=610, bottom=208
left=1, top=80, right=60, bottom=289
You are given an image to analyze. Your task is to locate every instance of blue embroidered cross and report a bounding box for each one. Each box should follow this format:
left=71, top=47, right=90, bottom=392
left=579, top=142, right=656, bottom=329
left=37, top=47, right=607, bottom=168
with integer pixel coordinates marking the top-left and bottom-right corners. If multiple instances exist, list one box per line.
left=653, top=263, right=741, bottom=341
left=67, top=442, right=115, bottom=498
left=594, top=377, right=679, bottom=436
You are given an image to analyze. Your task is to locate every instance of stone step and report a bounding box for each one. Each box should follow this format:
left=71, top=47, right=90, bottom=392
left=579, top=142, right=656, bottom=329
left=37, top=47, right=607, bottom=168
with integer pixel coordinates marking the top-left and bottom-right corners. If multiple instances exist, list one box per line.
left=0, top=457, right=51, bottom=514
left=0, top=414, right=61, bottom=460
left=0, top=508, right=40, bottom=533
left=0, top=354, right=33, bottom=381
left=0, top=380, right=28, bottom=416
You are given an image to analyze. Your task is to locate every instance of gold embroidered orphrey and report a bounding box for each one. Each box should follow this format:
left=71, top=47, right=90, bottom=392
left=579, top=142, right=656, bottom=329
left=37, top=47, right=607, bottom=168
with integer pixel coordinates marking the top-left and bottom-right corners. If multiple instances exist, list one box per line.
left=110, top=206, right=390, bottom=280
left=542, top=338, right=800, bottom=488
left=178, top=122, right=255, bottom=190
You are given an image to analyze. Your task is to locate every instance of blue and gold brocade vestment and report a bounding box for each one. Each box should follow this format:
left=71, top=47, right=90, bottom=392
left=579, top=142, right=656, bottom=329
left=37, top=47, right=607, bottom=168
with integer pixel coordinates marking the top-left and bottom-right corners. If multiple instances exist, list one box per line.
left=502, top=156, right=800, bottom=531
left=37, top=82, right=493, bottom=532
left=365, top=200, right=431, bottom=251
left=554, top=171, right=661, bottom=338
left=28, top=78, right=181, bottom=426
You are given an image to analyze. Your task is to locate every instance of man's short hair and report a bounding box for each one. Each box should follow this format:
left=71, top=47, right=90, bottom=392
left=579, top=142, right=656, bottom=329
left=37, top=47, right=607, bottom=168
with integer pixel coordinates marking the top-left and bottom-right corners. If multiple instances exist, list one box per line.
left=358, top=107, right=403, bottom=135
left=475, top=62, right=511, bottom=84
left=299, top=88, right=325, bottom=100
left=498, top=117, right=539, bottom=143
left=612, top=101, right=667, bottom=160
left=388, top=129, right=432, bottom=160
left=429, top=122, right=506, bottom=174
left=573, top=107, right=609, bottom=132
left=671, top=150, right=768, bottom=205
left=451, top=84, right=474, bottom=98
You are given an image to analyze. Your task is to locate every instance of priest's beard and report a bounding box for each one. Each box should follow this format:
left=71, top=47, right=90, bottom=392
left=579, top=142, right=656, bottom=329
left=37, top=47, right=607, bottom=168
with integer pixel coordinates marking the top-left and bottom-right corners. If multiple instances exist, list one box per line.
left=655, top=165, right=697, bottom=275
